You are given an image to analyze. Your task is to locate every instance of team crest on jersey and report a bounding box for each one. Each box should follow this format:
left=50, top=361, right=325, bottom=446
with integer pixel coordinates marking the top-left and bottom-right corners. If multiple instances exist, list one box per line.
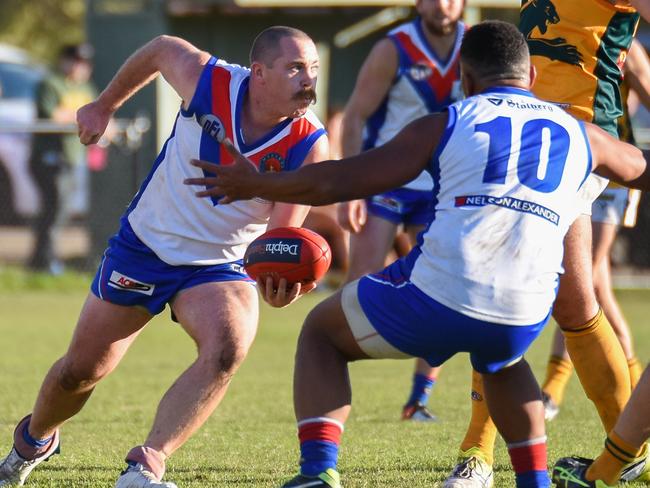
left=260, top=152, right=286, bottom=172
left=197, top=114, right=226, bottom=143
left=108, top=271, right=155, bottom=296
left=409, top=63, right=433, bottom=81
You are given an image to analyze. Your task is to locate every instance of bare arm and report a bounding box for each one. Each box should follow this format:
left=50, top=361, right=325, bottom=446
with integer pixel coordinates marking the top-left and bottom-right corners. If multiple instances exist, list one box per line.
left=587, top=122, right=650, bottom=188
left=339, top=39, right=398, bottom=231
left=341, top=38, right=399, bottom=158
left=629, top=0, right=650, bottom=22
left=78, top=35, right=211, bottom=145
left=186, top=113, right=446, bottom=206
left=258, top=136, right=329, bottom=307
left=624, top=39, right=650, bottom=110
left=267, top=135, right=330, bottom=228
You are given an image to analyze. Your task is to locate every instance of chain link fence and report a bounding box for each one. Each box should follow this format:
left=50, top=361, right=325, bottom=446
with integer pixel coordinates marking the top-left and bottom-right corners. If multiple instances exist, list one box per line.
left=0, top=117, right=150, bottom=273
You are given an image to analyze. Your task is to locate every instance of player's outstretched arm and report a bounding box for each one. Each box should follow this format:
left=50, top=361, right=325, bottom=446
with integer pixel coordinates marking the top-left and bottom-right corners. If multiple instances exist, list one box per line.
left=588, top=122, right=650, bottom=188
left=186, top=113, right=445, bottom=205
left=630, top=0, right=650, bottom=23
left=78, top=35, right=210, bottom=145
left=624, top=39, right=650, bottom=111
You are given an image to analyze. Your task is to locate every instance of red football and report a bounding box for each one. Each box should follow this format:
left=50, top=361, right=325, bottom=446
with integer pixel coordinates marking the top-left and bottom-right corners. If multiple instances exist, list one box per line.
left=244, top=227, right=332, bottom=286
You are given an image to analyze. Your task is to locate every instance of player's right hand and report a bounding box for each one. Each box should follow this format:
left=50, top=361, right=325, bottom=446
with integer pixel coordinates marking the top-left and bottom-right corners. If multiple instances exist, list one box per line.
left=77, top=101, right=112, bottom=146
left=337, top=199, right=367, bottom=233
left=257, top=276, right=317, bottom=308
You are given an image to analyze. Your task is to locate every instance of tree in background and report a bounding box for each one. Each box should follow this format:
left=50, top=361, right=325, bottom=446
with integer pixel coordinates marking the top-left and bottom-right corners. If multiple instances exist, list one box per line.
left=0, top=0, right=85, bottom=62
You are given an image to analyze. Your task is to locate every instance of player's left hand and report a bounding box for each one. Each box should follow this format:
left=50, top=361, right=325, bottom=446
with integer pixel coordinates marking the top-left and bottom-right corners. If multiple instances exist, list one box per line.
left=185, top=137, right=260, bottom=204
left=257, top=276, right=317, bottom=308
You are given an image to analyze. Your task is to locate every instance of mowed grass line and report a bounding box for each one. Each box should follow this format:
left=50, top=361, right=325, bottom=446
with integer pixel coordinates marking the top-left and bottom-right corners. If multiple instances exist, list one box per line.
left=0, top=286, right=648, bottom=487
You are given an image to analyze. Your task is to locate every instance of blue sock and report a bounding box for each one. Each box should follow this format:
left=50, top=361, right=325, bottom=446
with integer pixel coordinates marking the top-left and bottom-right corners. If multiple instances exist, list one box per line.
left=406, top=373, right=435, bottom=406
left=300, top=440, right=339, bottom=476
left=515, top=471, right=550, bottom=488
left=22, top=422, right=52, bottom=449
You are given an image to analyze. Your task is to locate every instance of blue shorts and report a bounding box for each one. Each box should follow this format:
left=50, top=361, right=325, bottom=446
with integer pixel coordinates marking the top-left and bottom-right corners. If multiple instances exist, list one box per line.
left=341, top=258, right=549, bottom=374
left=91, top=223, right=253, bottom=315
left=366, top=188, right=434, bottom=226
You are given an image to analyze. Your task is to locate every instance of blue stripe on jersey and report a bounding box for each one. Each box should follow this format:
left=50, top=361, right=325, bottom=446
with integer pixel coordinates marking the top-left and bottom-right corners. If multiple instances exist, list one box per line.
left=481, top=86, right=536, bottom=99
left=185, top=56, right=218, bottom=117
left=199, top=116, right=223, bottom=206
left=286, top=128, right=327, bottom=170
left=412, top=107, right=457, bottom=252
left=234, top=77, right=293, bottom=153
left=391, top=38, right=440, bottom=113
left=427, top=106, right=457, bottom=223
left=362, top=96, right=390, bottom=150
left=121, top=113, right=180, bottom=225
left=577, top=121, right=593, bottom=190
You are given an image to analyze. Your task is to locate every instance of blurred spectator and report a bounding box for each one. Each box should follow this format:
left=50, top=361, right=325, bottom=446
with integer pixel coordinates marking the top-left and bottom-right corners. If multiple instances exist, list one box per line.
left=28, top=43, right=96, bottom=273
left=0, top=45, right=43, bottom=220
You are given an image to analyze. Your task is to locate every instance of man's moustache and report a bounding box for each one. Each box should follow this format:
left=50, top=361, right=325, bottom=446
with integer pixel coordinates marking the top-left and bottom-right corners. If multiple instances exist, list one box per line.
left=294, top=89, right=317, bottom=103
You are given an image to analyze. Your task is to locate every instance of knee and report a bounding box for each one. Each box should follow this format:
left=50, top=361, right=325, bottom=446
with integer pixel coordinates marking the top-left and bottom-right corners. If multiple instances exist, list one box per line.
left=201, top=329, right=251, bottom=378
left=57, top=360, right=106, bottom=392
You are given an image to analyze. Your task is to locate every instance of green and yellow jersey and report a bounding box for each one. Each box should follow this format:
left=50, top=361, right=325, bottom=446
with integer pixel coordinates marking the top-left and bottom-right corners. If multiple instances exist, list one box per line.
left=519, top=0, right=640, bottom=135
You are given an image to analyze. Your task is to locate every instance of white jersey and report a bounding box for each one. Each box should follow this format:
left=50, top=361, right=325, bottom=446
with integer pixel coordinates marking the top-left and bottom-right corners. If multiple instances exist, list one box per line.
left=125, top=58, right=326, bottom=265
left=409, top=87, right=591, bottom=325
left=363, top=19, right=465, bottom=191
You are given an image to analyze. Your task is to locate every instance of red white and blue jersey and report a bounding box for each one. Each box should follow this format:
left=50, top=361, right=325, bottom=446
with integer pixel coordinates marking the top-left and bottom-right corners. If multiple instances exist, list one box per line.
left=406, top=87, right=592, bottom=325
left=124, top=57, right=326, bottom=265
left=364, top=20, right=465, bottom=191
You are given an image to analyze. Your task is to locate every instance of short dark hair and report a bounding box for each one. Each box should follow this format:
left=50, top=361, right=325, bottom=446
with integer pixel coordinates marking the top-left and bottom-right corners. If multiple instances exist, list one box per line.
left=249, top=26, right=311, bottom=67
left=460, top=20, right=529, bottom=81
left=60, top=43, right=94, bottom=62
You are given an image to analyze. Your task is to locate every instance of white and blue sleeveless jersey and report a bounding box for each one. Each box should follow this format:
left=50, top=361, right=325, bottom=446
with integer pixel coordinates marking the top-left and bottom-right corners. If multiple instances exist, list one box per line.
left=363, top=20, right=465, bottom=191
left=407, top=86, right=592, bottom=325
left=123, top=57, right=325, bottom=266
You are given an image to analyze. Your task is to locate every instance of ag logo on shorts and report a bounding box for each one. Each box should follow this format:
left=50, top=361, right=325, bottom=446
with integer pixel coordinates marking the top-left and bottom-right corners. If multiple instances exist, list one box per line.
left=260, top=152, right=286, bottom=173
left=197, top=114, right=226, bottom=143
left=108, top=271, right=155, bottom=296
left=409, top=63, right=433, bottom=81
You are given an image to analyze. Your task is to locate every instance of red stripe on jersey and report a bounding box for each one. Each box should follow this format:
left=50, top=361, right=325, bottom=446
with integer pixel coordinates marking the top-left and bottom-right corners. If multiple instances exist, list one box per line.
left=211, top=67, right=234, bottom=165
left=394, top=31, right=459, bottom=104
left=247, top=117, right=321, bottom=171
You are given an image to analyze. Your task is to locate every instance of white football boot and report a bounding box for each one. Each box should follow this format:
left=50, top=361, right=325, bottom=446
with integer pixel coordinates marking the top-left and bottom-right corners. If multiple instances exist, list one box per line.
left=0, top=430, right=60, bottom=486
left=442, top=448, right=494, bottom=488
left=115, top=463, right=178, bottom=488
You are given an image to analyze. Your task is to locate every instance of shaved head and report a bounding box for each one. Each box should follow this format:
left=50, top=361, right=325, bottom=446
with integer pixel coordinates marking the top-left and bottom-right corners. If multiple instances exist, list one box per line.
left=250, top=26, right=313, bottom=67
left=460, top=20, right=530, bottom=82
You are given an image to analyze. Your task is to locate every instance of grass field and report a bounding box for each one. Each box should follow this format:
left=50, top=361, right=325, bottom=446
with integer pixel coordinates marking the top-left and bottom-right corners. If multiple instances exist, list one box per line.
left=0, top=270, right=648, bottom=487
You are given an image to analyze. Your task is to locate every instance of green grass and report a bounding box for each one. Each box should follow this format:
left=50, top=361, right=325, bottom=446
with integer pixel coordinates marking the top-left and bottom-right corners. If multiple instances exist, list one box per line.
left=0, top=276, right=649, bottom=487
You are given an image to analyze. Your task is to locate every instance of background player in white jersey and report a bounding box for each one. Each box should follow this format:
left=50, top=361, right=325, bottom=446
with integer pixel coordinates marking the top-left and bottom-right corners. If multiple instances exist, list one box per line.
left=187, top=21, right=650, bottom=488
left=339, top=0, right=465, bottom=422
left=0, top=27, right=328, bottom=488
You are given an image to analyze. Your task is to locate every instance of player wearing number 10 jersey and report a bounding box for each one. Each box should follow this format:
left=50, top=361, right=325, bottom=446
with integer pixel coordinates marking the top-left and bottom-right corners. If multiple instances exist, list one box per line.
left=186, top=21, right=650, bottom=488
